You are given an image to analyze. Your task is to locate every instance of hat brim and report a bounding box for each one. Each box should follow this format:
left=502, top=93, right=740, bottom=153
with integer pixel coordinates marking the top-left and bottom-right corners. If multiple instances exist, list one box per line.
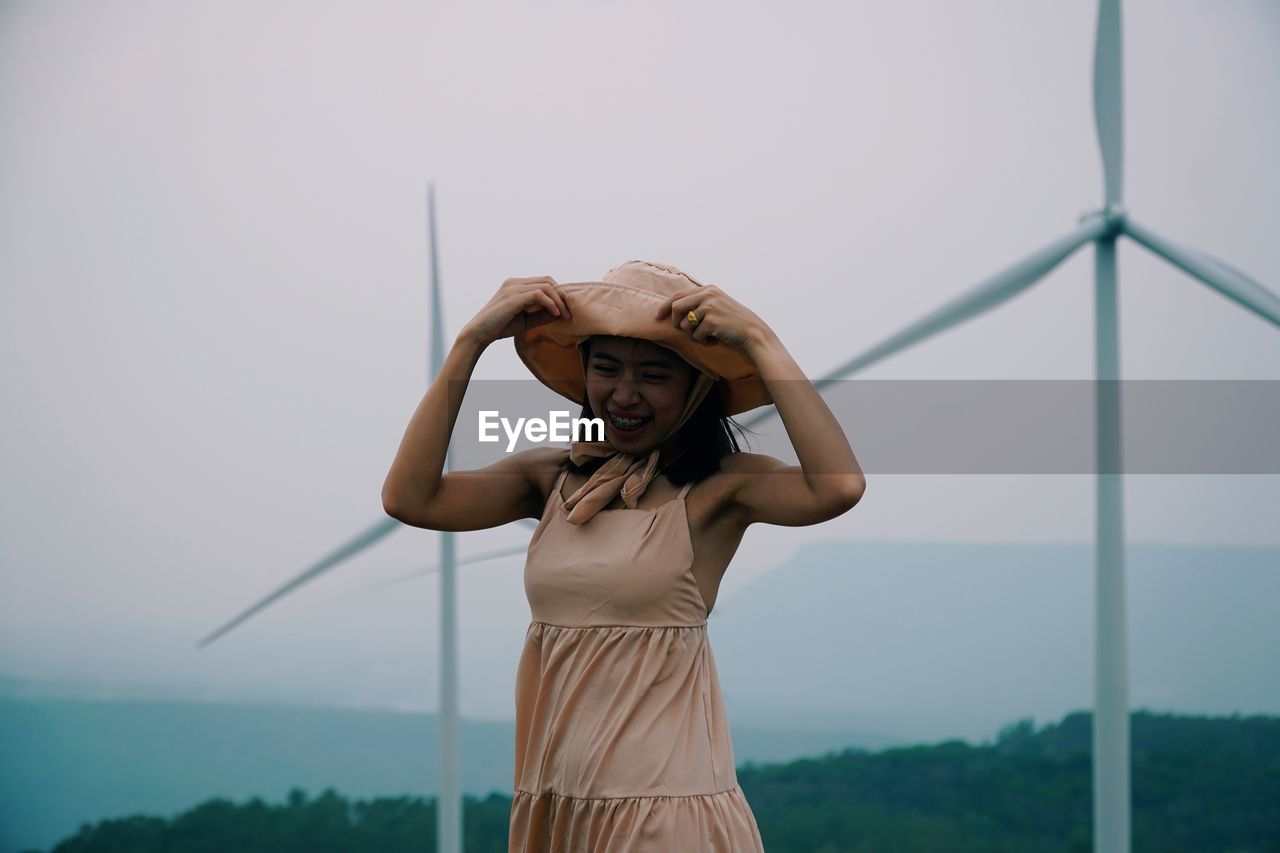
left=514, top=281, right=771, bottom=416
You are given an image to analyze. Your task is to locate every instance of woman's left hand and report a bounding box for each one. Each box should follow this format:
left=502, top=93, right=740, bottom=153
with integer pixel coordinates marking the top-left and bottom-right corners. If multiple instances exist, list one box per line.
left=655, top=285, right=772, bottom=352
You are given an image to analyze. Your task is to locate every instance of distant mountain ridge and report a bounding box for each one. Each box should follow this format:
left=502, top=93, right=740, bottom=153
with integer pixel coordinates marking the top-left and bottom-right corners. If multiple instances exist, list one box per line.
left=36, top=710, right=1280, bottom=853
left=0, top=690, right=899, bottom=853
left=4, top=538, right=1277, bottom=851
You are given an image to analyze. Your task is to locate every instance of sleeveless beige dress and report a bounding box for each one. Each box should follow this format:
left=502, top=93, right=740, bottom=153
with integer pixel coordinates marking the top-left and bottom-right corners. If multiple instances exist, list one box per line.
left=509, top=463, right=766, bottom=852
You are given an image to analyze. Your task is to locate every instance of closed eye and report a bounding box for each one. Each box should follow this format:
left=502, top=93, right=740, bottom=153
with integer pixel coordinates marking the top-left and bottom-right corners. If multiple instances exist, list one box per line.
left=590, top=363, right=670, bottom=382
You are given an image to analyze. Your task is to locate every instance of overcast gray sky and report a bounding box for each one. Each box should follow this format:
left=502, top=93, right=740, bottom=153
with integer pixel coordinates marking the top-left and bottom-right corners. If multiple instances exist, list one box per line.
left=2, top=1, right=1277, bottom=719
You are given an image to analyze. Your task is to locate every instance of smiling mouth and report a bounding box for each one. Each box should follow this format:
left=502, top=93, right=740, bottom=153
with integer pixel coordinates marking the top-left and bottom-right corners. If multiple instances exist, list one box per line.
left=607, top=412, right=653, bottom=434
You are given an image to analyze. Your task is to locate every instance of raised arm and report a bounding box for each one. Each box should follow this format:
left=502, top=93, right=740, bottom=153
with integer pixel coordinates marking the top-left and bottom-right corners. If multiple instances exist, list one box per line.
left=657, top=285, right=865, bottom=527
left=724, top=328, right=865, bottom=526
left=381, top=276, right=571, bottom=531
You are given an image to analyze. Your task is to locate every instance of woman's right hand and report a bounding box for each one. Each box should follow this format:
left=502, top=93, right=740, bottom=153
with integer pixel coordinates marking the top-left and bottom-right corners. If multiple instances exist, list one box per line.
left=460, top=276, right=572, bottom=347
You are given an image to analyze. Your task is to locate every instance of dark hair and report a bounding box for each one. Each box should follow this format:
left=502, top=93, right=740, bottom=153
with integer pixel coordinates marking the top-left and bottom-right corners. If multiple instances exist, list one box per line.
left=571, top=339, right=756, bottom=484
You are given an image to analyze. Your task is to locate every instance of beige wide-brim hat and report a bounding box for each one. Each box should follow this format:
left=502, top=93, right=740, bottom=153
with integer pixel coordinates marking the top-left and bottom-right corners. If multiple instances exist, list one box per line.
left=514, top=259, right=772, bottom=417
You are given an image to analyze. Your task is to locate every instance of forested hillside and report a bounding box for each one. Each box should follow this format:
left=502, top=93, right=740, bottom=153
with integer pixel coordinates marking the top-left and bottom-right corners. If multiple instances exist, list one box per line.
left=45, top=711, right=1279, bottom=853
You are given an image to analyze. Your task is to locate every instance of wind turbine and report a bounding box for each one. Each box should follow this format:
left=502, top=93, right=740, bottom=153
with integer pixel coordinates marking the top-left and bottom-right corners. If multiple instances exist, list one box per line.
left=733, top=3, right=1275, bottom=851
left=198, top=183, right=466, bottom=853
left=197, top=3, right=1279, bottom=851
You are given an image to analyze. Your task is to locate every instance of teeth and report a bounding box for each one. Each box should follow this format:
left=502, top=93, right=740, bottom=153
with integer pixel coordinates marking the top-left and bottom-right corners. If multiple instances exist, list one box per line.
left=610, top=414, right=649, bottom=430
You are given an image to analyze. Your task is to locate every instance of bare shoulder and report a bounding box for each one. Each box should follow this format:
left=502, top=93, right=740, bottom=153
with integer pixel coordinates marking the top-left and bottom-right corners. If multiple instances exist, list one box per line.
left=513, top=446, right=573, bottom=508
left=689, top=452, right=790, bottom=525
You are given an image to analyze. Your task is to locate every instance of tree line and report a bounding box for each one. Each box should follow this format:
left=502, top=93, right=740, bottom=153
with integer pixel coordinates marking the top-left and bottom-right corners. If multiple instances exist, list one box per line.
left=44, top=710, right=1280, bottom=852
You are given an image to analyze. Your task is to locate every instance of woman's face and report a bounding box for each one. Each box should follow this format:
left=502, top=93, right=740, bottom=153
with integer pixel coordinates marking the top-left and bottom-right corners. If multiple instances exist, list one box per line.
left=584, top=336, right=697, bottom=454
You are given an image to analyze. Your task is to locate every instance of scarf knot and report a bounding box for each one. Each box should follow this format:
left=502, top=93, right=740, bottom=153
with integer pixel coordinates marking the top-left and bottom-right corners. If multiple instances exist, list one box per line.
left=558, top=373, right=716, bottom=524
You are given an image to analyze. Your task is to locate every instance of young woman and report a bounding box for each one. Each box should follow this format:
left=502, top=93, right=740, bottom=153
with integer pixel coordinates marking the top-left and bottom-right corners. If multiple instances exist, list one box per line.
left=382, top=260, right=865, bottom=851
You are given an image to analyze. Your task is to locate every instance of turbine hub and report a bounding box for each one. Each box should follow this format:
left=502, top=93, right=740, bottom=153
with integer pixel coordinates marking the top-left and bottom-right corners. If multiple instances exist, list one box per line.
left=1078, top=203, right=1127, bottom=238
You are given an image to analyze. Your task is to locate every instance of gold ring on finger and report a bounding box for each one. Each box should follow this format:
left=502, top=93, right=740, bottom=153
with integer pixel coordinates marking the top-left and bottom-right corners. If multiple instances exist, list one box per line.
left=687, top=310, right=701, bottom=328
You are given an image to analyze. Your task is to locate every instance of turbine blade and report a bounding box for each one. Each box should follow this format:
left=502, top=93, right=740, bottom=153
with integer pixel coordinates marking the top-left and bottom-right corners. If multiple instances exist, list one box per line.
left=367, top=544, right=530, bottom=592
left=1123, top=218, right=1280, bottom=328
left=1093, top=0, right=1124, bottom=205
left=196, top=517, right=401, bottom=648
left=737, top=217, right=1108, bottom=431
left=428, top=182, right=446, bottom=379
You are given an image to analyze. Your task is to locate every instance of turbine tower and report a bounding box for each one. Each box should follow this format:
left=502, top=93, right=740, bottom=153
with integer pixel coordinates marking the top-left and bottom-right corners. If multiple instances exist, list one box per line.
left=726, top=3, right=1277, bottom=849
left=198, top=184, right=465, bottom=853
left=426, top=183, right=462, bottom=853
left=198, top=3, right=1279, bottom=850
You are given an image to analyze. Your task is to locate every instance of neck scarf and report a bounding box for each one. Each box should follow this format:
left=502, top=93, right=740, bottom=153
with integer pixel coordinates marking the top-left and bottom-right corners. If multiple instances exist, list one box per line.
left=562, top=355, right=717, bottom=525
